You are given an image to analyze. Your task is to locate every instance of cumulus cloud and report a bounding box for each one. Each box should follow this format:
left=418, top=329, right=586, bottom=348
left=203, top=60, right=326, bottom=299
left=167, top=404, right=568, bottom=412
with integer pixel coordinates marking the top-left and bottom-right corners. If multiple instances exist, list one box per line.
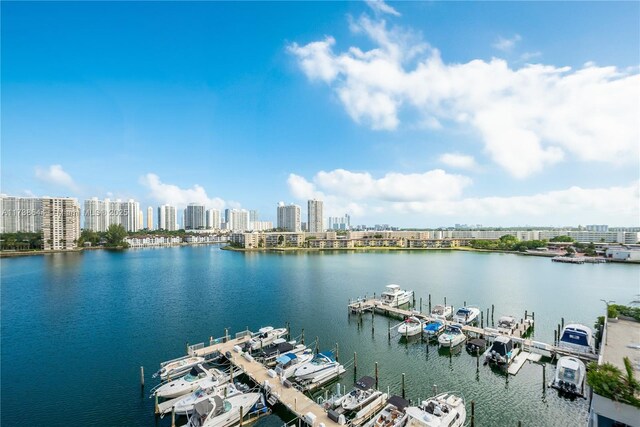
left=366, top=0, right=401, bottom=17
left=288, top=15, right=640, bottom=178
left=493, top=34, right=522, bottom=52
left=34, top=164, right=79, bottom=192
left=139, top=173, right=225, bottom=210
left=439, top=153, right=478, bottom=170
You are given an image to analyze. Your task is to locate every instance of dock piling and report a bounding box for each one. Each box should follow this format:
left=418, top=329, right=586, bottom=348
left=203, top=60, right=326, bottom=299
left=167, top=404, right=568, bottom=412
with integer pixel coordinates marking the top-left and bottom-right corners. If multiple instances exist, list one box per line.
left=464, top=301, right=466, bottom=307
left=154, top=394, right=159, bottom=415
left=239, top=406, right=244, bottom=427
left=480, top=311, right=484, bottom=329
left=401, top=373, right=406, bottom=399
left=301, top=328, right=305, bottom=345
left=140, top=366, right=144, bottom=388
left=542, top=364, right=546, bottom=391
left=420, top=297, right=422, bottom=312
left=336, top=343, right=339, bottom=362
left=171, top=408, right=176, bottom=427
left=471, top=401, right=475, bottom=427
left=561, top=317, right=564, bottom=329
left=315, top=337, right=319, bottom=354
left=372, top=309, right=375, bottom=334
left=354, top=352, right=357, bottom=379
left=375, top=362, right=379, bottom=389
left=444, top=297, right=447, bottom=306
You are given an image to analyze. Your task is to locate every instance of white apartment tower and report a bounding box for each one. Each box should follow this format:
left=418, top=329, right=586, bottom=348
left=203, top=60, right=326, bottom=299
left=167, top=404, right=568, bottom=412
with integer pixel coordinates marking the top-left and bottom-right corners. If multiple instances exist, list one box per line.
left=0, top=195, right=43, bottom=233
left=277, top=202, right=301, bottom=232
left=184, top=203, right=206, bottom=230
left=206, top=208, right=221, bottom=230
left=228, top=209, right=250, bottom=231
left=157, top=205, right=178, bottom=231
left=307, top=199, right=324, bottom=232
left=42, top=197, right=81, bottom=250
left=147, top=206, right=153, bottom=230
left=83, top=198, right=141, bottom=232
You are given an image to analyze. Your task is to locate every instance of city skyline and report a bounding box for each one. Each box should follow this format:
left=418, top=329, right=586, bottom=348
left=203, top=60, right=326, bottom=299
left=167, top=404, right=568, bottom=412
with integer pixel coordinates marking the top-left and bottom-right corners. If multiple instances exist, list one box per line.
left=2, top=1, right=639, bottom=227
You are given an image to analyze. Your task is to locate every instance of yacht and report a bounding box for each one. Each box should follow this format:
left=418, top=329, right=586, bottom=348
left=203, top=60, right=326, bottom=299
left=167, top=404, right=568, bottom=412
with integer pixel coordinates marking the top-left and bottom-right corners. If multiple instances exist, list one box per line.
left=153, top=365, right=229, bottom=399
left=254, top=339, right=304, bottom=365
left=380, top=285, right=413, bottom=307
left=338, top=376, right=385, bottom=412
left=550, top=356, right=586, bottom=397
left=245, top=326, right=288, bottom=351
left=452, top=307, right=480, bottom=325
left=274, top=348, right=315, bottom=378
left=293, top=351, right=343, bottom=382
left=187, top=392, right=263, bottom=427
left=438, top=324, right=466, bottom=348
left=558, top=324, right=594, bottom=353
left=155, top=356, right=206, bottom=380
left=404, top=392, right=466, bottom=427
left=430, top=305, right=452, bottom=320
left=465, top=338, right=487, bottom=355
left=363, top=395, right=410, bottom=427
left=496, top=316, right=518, bottom=334
left=172, top=383, right=248, bottom=416
left=398, top=317, right=423, bottom=337
left=484, top=336, right=519, bottom=367
left=423, top=320, right=445, bottom=339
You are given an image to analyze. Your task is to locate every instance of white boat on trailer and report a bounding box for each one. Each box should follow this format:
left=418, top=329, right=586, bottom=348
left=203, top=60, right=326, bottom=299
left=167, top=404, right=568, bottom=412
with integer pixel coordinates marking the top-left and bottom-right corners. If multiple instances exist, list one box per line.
left=380, top=285, right=413, bottom=307
left=152, top=364, right=230, bottom=399
left=186, top=392, right=264, bottom=427
left=484, top=336, right=519, bottom=367
left=550, top=356, right=586, bottom=397
left=404, top=392, right=466, bottom=427
left=430, top=305, right=452, bottom=320
left=452, top=306, right=480, bottom=325
left=438, top=324, right=466, bottom=348
left=398, top=317, right=423, bottom=337
left=155, top=355, right=207, bottom=380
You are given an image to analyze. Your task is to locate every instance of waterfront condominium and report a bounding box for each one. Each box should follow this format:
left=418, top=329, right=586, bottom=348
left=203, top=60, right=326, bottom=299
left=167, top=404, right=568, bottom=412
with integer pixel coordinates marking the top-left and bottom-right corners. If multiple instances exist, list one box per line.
left=42, top=197, right=81, bottom=250
left=83, top=198, right=142, bottom=232
left=0, top=195, right=43, bottom=233
left=206, top=208, right=220, bottom=230
left=157, top=205, right=178, bottom=231
left=184, top=203, right=206, bottom=230
left=277, top=202, right=301, bottom=232
left=147, top=206, right=153, bottom=230
left=307, top=199, right=324, bottom=232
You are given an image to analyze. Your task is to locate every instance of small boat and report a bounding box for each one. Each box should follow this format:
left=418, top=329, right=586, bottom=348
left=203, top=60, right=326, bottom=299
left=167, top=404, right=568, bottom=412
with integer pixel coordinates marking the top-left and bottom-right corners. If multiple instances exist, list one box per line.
left=254, top=339, right=304, bottom=365
left=186, top=392, right=264, bottom=427
left=339, top=376, right=385, bottom=412
left=550, top=356, right=586, bottom=397
left=430, top=305, right=452, bottom=320
left=558, top=324, right=594, bottom=353
left=294, top=351, right=342, bottom=382
left=438, top=324, right=466, bottom=348
left=172, top=382, right=249, bottom=416
left=404, top=392, right=466, bottom=427
left=380, top=284, right=413, bottom=307
left=245, top=326, right=288, bottom=351
left=496, top=316, right=518, bottom=334
left=484, top=336, right=519, bottom=367
left=155, top=356, right=207, bottom=380
left=465, top=338, right=487, bottom=354
left=363, top=395, right=410, bottom=427
left=274, top=349, right=314, bottom=378
left=452, top=307, right=480, bottom=325
left=398, top=317, right=423, bottom=337
left=423, top=320, right=445, bottom=339
left=153, top=365, right=229, bottom=399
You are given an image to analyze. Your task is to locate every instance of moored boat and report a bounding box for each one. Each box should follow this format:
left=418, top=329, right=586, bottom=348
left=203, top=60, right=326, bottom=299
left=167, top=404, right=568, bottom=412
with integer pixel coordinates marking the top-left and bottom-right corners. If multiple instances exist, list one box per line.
left=186, top=392, right=264, bottom=427
left=245, top=326, right=288, bottom=351
left=550, top=356, right=586, bottom=397
left=380, top=285, right=413, bottom=307
left=398, top=317, right=423, bottom=337
left=438, top=324, right=466, bottom=348
left=274, top=349, right=314, bottom=378
left=423, top=320, right=445, bottom=339
left=155, top=356, right=207, bottom=380
left=339, top=376, right=384, bottom=412
left=452, top=307, right=480, bottom=325
left=293, top=351, right=341, bottom=381
left=404, top=392, right=466, bottom=427
left=153, top=365, right=229, bottom=399
left=558, top=324, right=594, bottom=353
left=496, top=316, right=518, bottom=334
left=430, top=305, right=452, bottom=320
left=172, top=382, right=249, bottom=416
left=484, top=336, right=519, bottom=367
left=362, top=395, right=410, bottom=427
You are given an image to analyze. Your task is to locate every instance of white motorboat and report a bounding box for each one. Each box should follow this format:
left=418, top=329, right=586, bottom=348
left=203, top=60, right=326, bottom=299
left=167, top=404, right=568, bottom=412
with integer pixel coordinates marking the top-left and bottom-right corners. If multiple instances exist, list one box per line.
left=423, top=320, right=445, bottom=339
left=558, top=324, right=594, bottom=353
left=338, top=376, right=384, bottom=412
left=187, top=392, right=263, bottom=427
left=550, top=356, right=586, bottom=397
left=274, top=348, right=314, bottom=378
left=245, top=326, right=288, bottom=351
left=363, top=395, right=410, bottom=427
left=430, top=305, right=452, bottom=320
left=155, top=356, right=206, bottom=380
left=404, top=392, right=466, bottom=427
left=172, top=382, right=248, bottom=416
left=153, top=365, right=229, bottom=399
left=496, top=316, right=518, bottom=334
left=398, top=317, right=423, bottom=337
left=294, top=351, right=342, bottom=382
left=452, top=307, right=480, bottom=325
left=484, top=336, right=519, bottom=367
left=380, top=285, right=413, bottom=307
left=438, top=324, right=466, bottom=348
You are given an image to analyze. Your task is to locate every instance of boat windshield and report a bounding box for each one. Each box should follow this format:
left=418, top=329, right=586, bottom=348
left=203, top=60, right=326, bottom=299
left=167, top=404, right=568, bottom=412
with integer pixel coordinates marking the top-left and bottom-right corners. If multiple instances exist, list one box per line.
left=223, top=400, right=232, bottom=413
left=183, top=373, right=198, bottom=382
left=457, top=308, right=470, bottom=315
left=561, top=368, right=576, bottom=382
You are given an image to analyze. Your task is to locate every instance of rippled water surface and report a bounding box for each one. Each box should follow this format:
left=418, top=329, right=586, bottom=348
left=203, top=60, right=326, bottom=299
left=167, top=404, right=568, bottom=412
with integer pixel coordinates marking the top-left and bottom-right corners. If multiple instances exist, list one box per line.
left=2, top=246, right=638, bottom=426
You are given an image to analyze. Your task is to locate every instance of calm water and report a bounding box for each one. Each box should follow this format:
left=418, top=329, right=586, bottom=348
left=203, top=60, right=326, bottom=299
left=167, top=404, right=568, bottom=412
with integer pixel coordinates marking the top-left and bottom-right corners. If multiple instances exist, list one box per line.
left=2, top=246, right=639, bottom=426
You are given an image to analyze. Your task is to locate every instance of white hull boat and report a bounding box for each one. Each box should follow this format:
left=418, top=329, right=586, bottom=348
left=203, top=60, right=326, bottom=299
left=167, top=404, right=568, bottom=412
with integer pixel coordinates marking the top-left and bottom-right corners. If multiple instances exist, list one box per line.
left=452, top=307, right=480, bottom=325
left=363, top=396, right=410, bottom=427
left=430, top=305, right=452, bottom=320
left=423, top=320, right=445, bottom=339
left=173, top=383, right=247, bottom=416
left=404, top=392, right=466, bottom=427
left=438, top=324, right=466, bottom=348
left=155, top=356, right=206, bottom=380
left=293, top=351, right=340, bottom=381
left=484, top=336, right=519, bottom=367
left=558, top=324, right=594, bottom=354
left=246, top=326, right=288, bottom=351
left=338, top=377, right=384, bottom=412
left=380, top=284, right=413, bottom=307
left=187, top=392, right=263, bottom=427
left=153, top=365, right=229, bottom=399
left=274, top=349, right=314, bottom=378
left=550, top=356, right=586, bottom=397
left=496, top=316, right=518, bottom=334
left=398, top=317, right=423, bottom=337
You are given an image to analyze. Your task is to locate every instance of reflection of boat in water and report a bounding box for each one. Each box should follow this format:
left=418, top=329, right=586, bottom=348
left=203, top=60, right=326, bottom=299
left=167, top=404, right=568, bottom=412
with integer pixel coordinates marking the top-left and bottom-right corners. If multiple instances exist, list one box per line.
left=484, top=336, right=519, bottom=367
left=404, top=392, right=466, bottom=427
left=438, top=324, right=466, bottom=348
left=398, top=317, right=423, bottom=337
left=550, top=356, right=586, bottom=398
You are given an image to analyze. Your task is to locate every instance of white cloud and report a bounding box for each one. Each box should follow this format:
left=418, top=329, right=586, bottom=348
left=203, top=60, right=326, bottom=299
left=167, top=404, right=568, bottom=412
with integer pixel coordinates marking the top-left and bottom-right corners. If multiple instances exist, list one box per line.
left=34, top=164, right=79, bottom=192
left=439, top=153, right=478, bottom=170
left=289, top=15, right=640, bottom=178
left=139, top=173, right=225, bottom=210
left=365, top=0, right=401, bottom=17
left=493, top=34, right=522, bottom=52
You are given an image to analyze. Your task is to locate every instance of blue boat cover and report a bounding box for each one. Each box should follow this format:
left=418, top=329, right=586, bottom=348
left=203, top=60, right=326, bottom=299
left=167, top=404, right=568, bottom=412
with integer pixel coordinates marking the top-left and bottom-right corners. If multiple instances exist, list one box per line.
left=275, top=354, right=295, bottom=365
left=318, top=351, right=335, bottom=361
left=560, top=328, right=590, bottom=347
left=424, top=321, right=443, bottom=331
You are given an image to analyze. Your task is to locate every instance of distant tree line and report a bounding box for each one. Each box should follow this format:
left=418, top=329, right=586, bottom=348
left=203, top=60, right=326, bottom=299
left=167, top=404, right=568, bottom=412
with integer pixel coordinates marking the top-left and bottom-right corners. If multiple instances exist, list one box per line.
left=0, top=232, right=43, bottom=250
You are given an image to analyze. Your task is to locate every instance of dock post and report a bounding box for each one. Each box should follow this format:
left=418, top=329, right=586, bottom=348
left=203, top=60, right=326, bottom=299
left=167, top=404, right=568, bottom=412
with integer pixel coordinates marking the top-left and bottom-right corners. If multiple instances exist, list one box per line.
left=375, top=362, right=379, bottom=389
left=154, top=394, right=159, bottom=414
left=401, top=373, right=406, bottom=399
left=412, top=293, right=416, bottom=308
left=532, top=311, right=535, bottom=321
left=239, top=406, right=244, bottom=427
left=428, top=294, right=431, bottom=313
left=420, top=297, right=422, bottom=312
left=561, top=317, right=564, bottom=329
left=542, top=364, right=546, bottom=390
left=525, top=310, right=528, bottom=320
left=557, top=324, right=561, bottom=342
left=480, top=311, right=484, bottom=329
left=315, top=337, right=319, bottom=354
left=301, top=328, right=305, bottom=345
left=140, top=366, right=144, bottom=388
left=354, top=352, right=357, bottom=379
left=470, top=401, right=475, bottom=427
left=186, top=341, right=189, bottom=354
left=444, top=297, right=447, bottom=306
left=491, top=304, right=494, bottom=320
left=294, top=398, right=297, bottom=411
left=372, top=309, right=375, bottom=334
left=171, top=408, right=176, bottom=427
left=464, top=301, right=466, bottom=307
left=336, top=343, right=339, bottom=362
left=388, top=326, right=391, bottom=342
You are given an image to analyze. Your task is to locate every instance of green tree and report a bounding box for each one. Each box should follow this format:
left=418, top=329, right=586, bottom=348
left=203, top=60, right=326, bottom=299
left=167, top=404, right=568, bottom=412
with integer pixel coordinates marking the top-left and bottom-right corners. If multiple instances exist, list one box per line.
left=104, top=224, right=128, bottom=248
left=550, top=235, right=574, bottom=242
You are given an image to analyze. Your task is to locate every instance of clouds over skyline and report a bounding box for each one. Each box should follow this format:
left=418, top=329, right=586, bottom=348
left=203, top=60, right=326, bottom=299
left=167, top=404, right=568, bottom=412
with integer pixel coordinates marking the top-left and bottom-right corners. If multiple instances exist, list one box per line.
left=34, top=164, right=79, bottom=192
left=139, top=173, right=225, bottom=210
left=289, top=14, right=640, bottom=179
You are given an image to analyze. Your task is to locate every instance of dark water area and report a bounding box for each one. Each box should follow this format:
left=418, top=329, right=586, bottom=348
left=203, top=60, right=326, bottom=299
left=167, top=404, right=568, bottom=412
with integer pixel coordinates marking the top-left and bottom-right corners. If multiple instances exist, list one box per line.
left=2, top=246, right=638, bottom=426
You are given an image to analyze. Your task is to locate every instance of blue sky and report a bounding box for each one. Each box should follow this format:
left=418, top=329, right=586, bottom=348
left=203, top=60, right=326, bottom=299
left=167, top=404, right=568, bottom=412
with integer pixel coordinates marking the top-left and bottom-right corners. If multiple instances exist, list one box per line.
left=2, top=1, right=639, bottom=227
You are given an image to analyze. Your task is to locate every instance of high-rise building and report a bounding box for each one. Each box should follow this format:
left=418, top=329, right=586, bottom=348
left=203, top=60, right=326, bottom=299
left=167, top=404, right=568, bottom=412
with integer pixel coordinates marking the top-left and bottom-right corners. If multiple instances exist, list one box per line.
left=228, top=209, right=250, bottom=231
left=328, top=214, right=351, bottom=231
left=277, top=202, right=301, bottom=232
left=184, top=203, right=206, bottom=230
left=307, top=199, right=324, bottom=232
left=206, top=209, right=221, bottom=229
left=0, top=195, right=43, bottom=233
left=158, top=205, right=178, bottom=231
left=84, top=197, right=109, bottom=232
left=84, top=198, right=140, bottom=232
left=122, top=199, right=141, bottom=232
left=147, top=207, right=153, bottom=230
left=249, top=210, right=259, bottom=223
left=42, top=197, right=81, bottom=250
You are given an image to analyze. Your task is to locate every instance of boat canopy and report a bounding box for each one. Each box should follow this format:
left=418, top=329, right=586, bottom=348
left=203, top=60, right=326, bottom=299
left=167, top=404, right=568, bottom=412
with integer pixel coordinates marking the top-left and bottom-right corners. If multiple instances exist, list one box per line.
left=387, top=395, right=410, bottom=410
left=355, top=376, right=375, bottom=390
left=194, top=398, right=215, bottom=417
left=318, top=351, right=335, bottom=361
left=490, top=337, right=513, bottom=356
left=456, top=308, right=471, bottom=315
left=560, top=326, right=591, bottom=347
left=275, top=353, right=296, bottom=366
left=424, top=321, right=443, bottom=331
